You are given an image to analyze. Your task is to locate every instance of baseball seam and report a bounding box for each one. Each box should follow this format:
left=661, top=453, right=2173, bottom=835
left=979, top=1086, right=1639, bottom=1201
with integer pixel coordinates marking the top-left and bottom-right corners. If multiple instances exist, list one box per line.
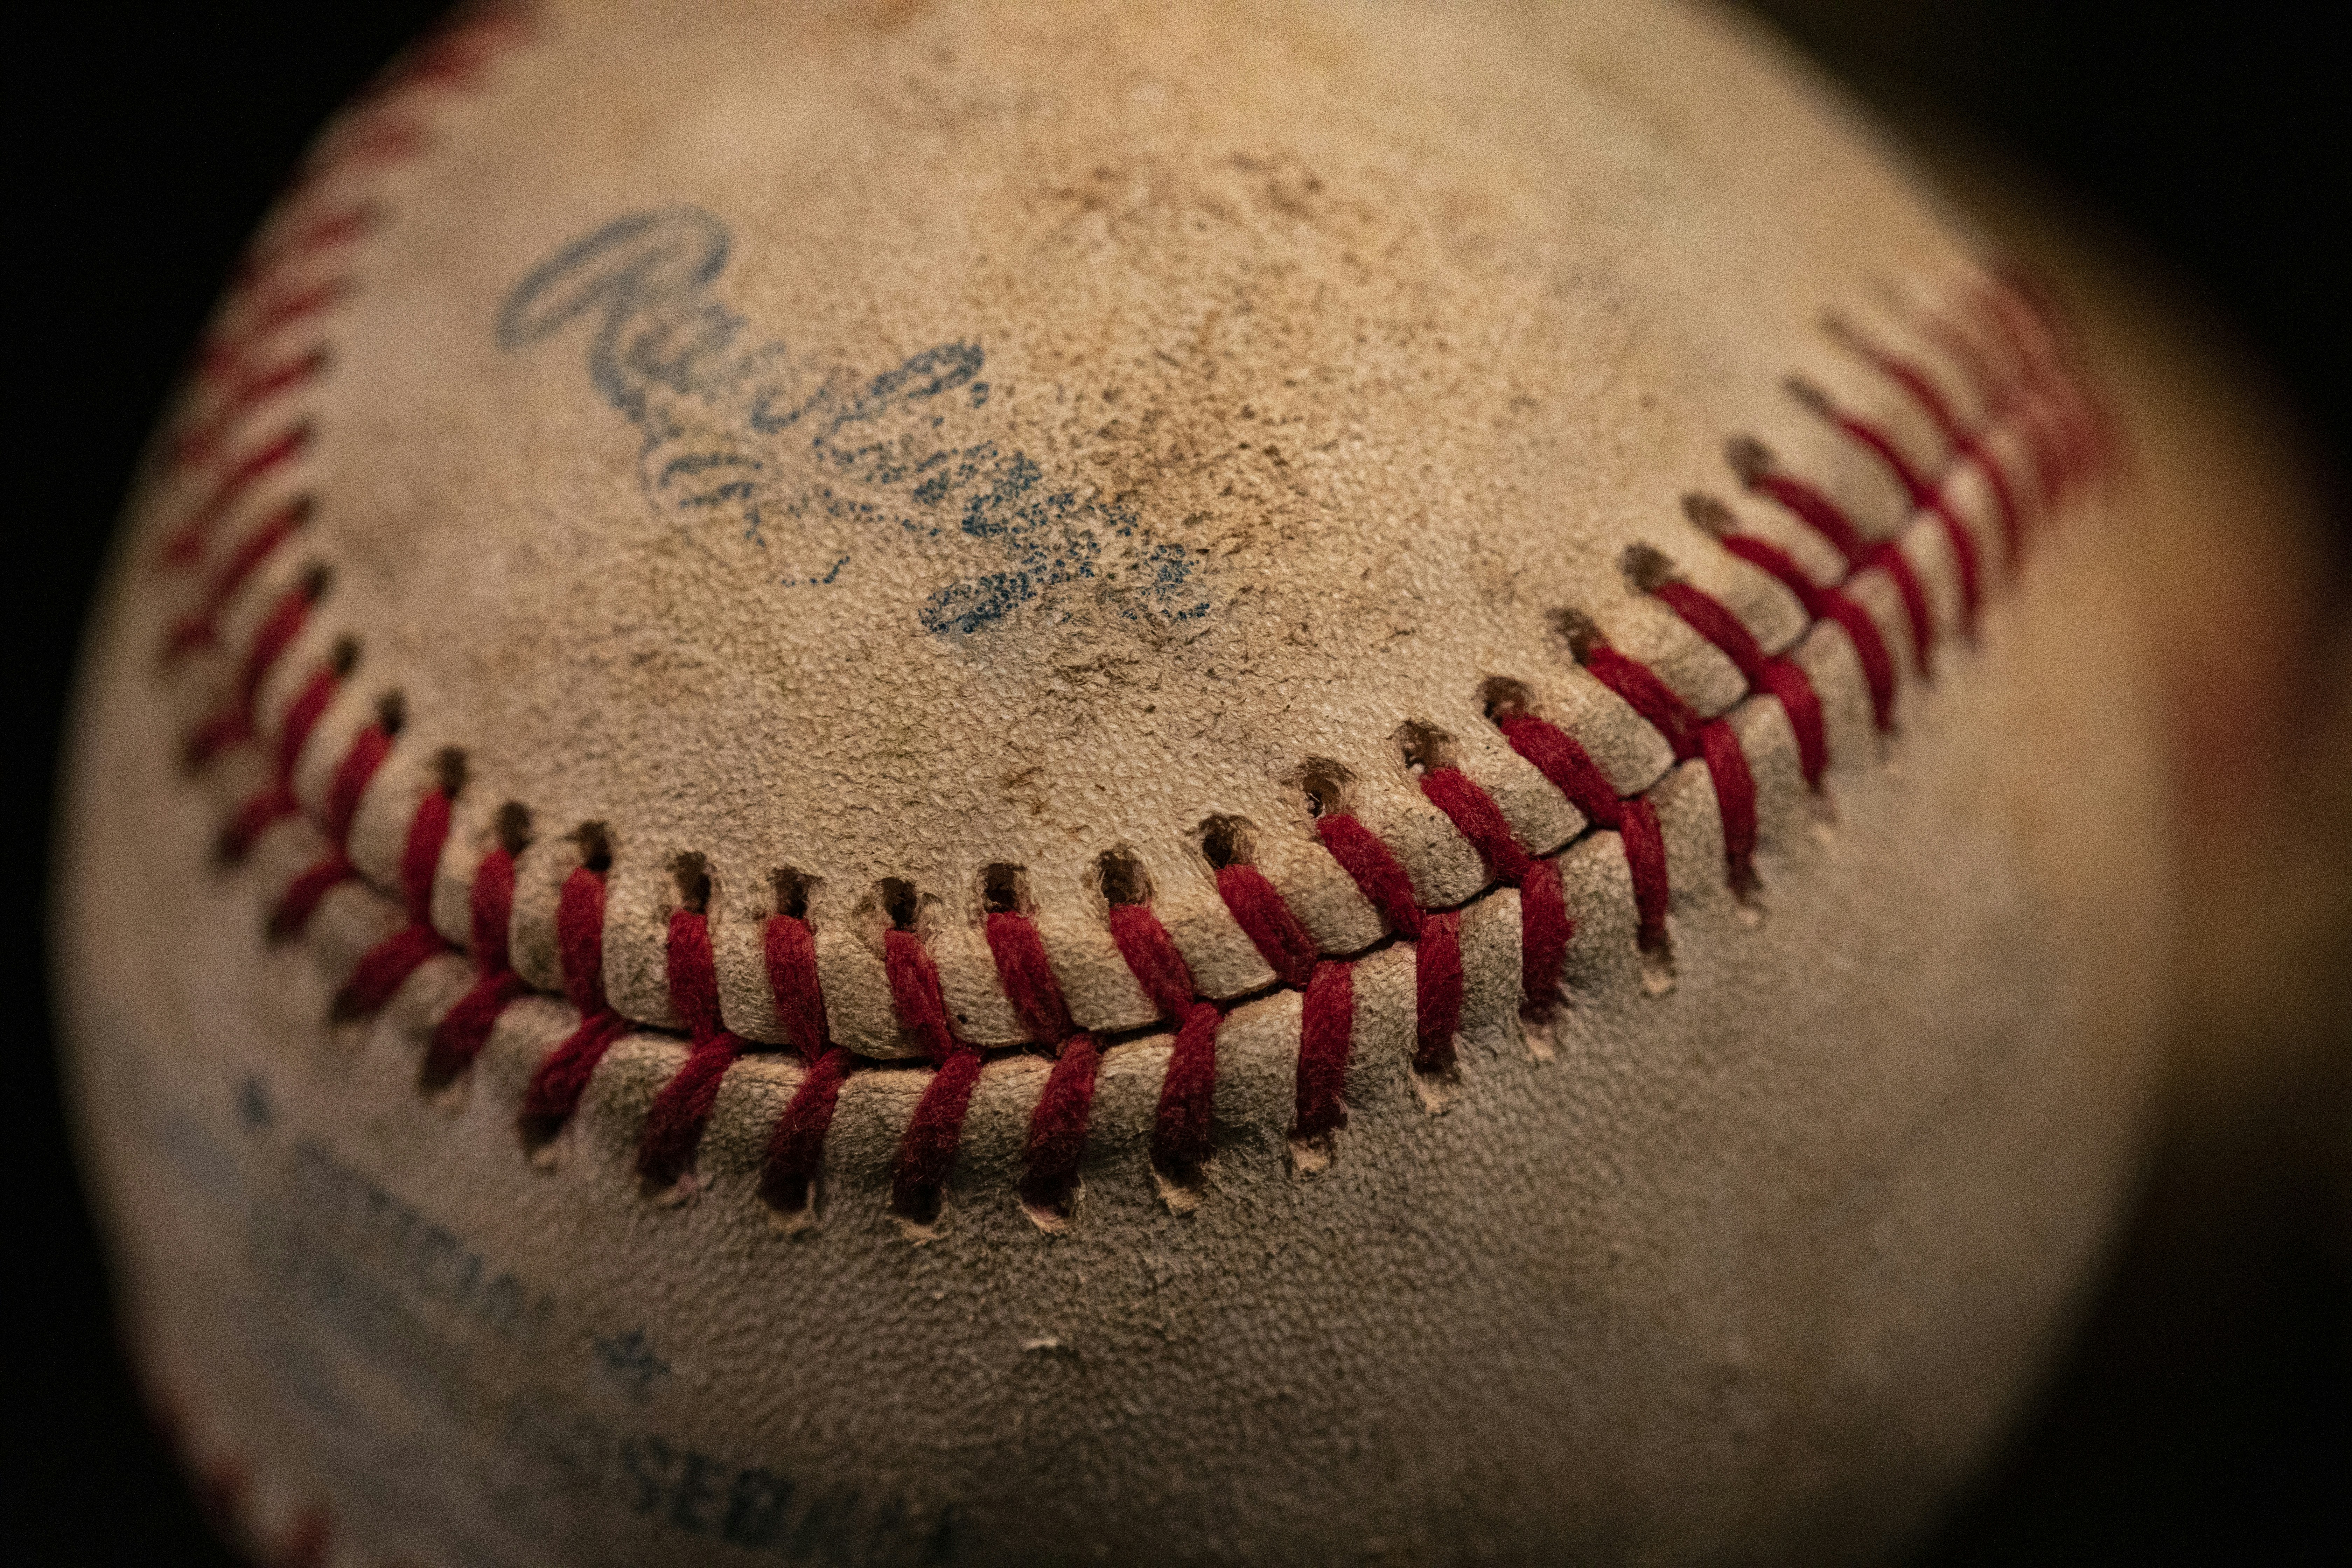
left=147, top=5, right=2111, bottom=1232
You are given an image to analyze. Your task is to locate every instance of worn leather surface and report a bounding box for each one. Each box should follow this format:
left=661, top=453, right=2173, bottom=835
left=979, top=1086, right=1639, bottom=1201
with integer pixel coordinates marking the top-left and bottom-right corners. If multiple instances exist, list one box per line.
left=59, top=2, right=2174, bottom=1563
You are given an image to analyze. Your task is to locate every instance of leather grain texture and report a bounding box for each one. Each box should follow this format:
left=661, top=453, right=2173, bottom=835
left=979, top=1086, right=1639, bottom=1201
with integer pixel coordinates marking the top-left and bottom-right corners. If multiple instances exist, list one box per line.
left=58, top=2, right=2174, bottom=1563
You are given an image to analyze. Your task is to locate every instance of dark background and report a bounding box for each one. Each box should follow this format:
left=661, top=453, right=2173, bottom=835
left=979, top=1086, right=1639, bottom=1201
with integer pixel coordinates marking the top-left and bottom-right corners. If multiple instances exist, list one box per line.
left=12, top=4, right=2345, bottom=1563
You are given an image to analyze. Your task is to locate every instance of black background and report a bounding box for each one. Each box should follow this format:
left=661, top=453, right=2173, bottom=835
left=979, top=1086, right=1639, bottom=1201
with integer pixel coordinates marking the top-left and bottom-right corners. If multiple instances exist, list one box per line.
left=12, top=4, right=2345, bottom=1563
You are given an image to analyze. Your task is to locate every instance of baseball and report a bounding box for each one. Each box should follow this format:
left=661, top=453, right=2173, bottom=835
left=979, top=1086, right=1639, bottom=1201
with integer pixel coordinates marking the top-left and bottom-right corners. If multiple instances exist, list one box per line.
left=58, top=2, right=2174, bottom=1563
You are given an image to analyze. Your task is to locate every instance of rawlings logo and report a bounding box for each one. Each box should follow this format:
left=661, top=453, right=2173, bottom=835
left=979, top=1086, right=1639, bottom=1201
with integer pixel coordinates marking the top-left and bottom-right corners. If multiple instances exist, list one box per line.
left=498, top=208, right=1208, bottom=635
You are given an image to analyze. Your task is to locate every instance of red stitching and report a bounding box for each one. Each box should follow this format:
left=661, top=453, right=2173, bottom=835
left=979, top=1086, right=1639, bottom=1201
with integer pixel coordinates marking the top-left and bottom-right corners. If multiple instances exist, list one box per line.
left=218, top=663, right=338, bottom=862
left=1311, top=811, right=1476, bottom=1069
left=184, top=577, right=317, bottom=766
left=894, top=1049, right=983, bottom=1221
left=637, top=909, right=748, bottom=1185
left=1106, top=903, right=1224, bottom=1178
left=230, top=205, right=375, bottom=292
left=985, top=911, right=1099, bottom=1214
left=162, top=422, right=311, bottom=568
left=421, top=843, right=526, bottom=1085
left=201, top=279, right=349, bottom=384
left=266, top=719, right=390, bottom=941
left=1312, top=813, right=1422, bottom=937
left=1214, top=862, right=1319, bottom=988
left=762, top=912, right=828, bottom=1055
left=174, top=348, right=328, bottom=470
left=166, top=495, right=310, bottom=660
left=1715, top=534, right=1897, bottom=734
left=756, top=913, right=842, bottom=1212
left=1828, top=318, right=2026, bottom=567
left=1788, top=378, right=1984, bottom=635
left=986, top=910, right=1073, bottom=1041
left=1412, top=910, right=1463, bottom=1073
left=169, top=54, right=2109, bottom=1224
left=884, top=927, right=958, bottom=1063
left=1294, top=960, right=1355, bottom=1139
left=1021, top=1034, right=1100, bottom=1214
left=1581, top=644, right=1760, bottom=897
left=762, top=1043, right=849, bottom=1216
left=1647, top=580, right=1828, bottom=788
left=1416, top=766, right=1572, bottom=1020
left=1492, top=713, right=1672, bottom=953
left=517, top=866, right=627, bottom=1142
left=333, top=784, right=451, bottom=1017
left=1106, top=903, right=1197, bottom=1016
left=884, top=924, right=981, bottom=1218
left=1732, top=446, right=1938, bottom=677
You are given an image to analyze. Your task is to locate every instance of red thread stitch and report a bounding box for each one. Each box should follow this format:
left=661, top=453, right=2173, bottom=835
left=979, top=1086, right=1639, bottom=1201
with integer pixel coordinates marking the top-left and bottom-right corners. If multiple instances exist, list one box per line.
left=1312, top=811, right=1475, bottom=1070
left=1107, top=903, right=1224, bottom=1179
left=762, top=912, right=828, bottom=1056
left=986, top=910, right=1073, bottom=1041
left=230, top=205, right=375, bottom=292
left=1412, top=911, right=1464, bottom=1074
left=1294, top=960, right=1356, bottom=1139
left=1580, top=643, right=1761, bottom=897
left=266, top=719, right=390, bottom=941
left=1732, top=449, right=1938, bottom=677
left=1787, top=379, right=1984, bottom=635
left=1312, top=813, right=1422, bottom=938
left=517, top=865, right=628, bottom=1142
left=183, top=577, right=316, bottom=766
left=1214, top=862, right=1319, bottom=989
left=636, top=909, right=748, bottom=1184
left=1416, top=767, right=1572, bottom=1020
left=201, top=279, right=348, bottom=384
left=1492, top=713, right=1673, bottom=954
left=756, top=912, right=842, bottom=1213
left=421, top=843, right=527, bottom=1085
left=884, top=924, right=982, bottom=1218
left=984, top=911, right=1101, bottom=1214
left=165, top=496, right=310, bottom=660
left=1022, top=1036, right=1100, bottom=1214
left=334, top=784, right=452, bottom=1017
left=161, top=422, right=310, bottom=567
left=218, top=662, right=338, bottom=862
left=1646, top=580, right=1828, bottom=788
left=1715, top=534, right=1898, bottom=734
left=175, top=348, right=328, bottom=470
left=1828, top=318, right=2025, bottom=566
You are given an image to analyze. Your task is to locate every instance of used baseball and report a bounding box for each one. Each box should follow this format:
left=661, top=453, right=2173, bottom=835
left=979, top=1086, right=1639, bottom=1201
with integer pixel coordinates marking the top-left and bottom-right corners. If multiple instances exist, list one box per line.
left=60, top=2, right=2174, bottom=1563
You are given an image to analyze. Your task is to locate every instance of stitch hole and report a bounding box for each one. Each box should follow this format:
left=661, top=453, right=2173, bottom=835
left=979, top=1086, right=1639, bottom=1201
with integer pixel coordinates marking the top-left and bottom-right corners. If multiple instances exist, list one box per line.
left=296, top=560, right=332, bottom=603
left=326, top=635, right=360, bottom=678
left=492, top=801, right=532, bottom=856
left=896, top=1163, right=947, bottom=1233
left=772, top=866, right=816, bottom=922
left=1682, top=492, right=1737, bottom=538
left=1480, top=676, right=1536, bottom=724
left=1782, top=373, right=1833, bottom=416
left=573, top=821, right=612, bottom=875
left=1547, top=608, right=1605, bottom=665
left=980, top=862, right=1028, bottom=916
left=877, top=877, right=920, bottom=931
left=1296, top=758, right=1356, bottom=820
left=432, top=747, right=467, bottom=799
left=1725, top=435, right=1774, bottom=483
left=1619, top=543, right=1682, bottom=593
left=1096, top=848, right=1153, bottom=908
left=1197, top=814, right=1256, bottom=870
left=1393, top=720, right=1458, bottom=777
left=373, top=690, right=406, bottom=737
left=671, top=851, right=711, bottom=916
